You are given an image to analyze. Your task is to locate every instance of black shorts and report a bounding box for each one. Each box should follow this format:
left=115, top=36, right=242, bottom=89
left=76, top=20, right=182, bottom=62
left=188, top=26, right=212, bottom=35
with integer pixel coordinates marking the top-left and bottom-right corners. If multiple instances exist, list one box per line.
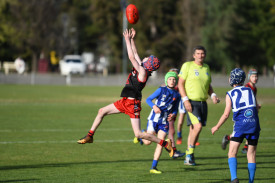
left=186, top=100, right=208, bottom=126
left=231, top=133, right=260, bottom=146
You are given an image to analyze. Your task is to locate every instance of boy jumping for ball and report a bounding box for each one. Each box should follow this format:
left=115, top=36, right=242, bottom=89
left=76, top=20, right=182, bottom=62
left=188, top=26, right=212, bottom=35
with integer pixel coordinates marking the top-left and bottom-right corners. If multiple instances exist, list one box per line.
left=77, top=28, right=173, bottom=156
left=211, top=68, right=260, bottom=183
left=134, top=71, right=181, bottom=174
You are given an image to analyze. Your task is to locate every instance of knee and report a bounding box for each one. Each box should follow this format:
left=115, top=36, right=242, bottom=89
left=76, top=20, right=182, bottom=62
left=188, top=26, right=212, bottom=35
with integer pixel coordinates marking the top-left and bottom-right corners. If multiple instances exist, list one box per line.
left=228, top=151, right=237, bottom=158
left=135, top=131, right=143, bottom=139
left=97, top=108, right=106, bottom=116
left=194, top=123, right=202, bottom=132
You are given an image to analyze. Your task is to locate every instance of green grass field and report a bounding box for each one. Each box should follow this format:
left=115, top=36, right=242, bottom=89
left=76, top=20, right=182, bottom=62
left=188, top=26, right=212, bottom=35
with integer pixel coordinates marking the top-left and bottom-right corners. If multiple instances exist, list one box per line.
left=0, top=84, right=275, bottom=183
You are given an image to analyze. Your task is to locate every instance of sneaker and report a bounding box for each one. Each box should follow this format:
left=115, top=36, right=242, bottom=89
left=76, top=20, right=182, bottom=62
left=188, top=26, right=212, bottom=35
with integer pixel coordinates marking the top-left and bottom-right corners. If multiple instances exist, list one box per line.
left=172, top=150, right=185, bottom=159
left=176, top=137, right=182, bottom=145
left=231, top=178, right=239, bottom=183
left=77, top=135, right=93, bottom=144
left=184, top=154, right=196, bottom=166
left=221, top=135, right=230, bottom=150
left=195, top=142, right=200, bottom=146
left=150, top=168, right=162, bottom=174
left=242, top=147, right=248, bottom=154
left=164, top=139, right=174, bottom=157
left=133, top=137, right=143, bottom=145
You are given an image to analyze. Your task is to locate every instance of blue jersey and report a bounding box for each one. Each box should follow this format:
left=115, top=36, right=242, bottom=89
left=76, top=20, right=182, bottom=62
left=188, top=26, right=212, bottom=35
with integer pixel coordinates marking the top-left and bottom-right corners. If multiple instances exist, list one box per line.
left=227, top=86, right=260, bottom=134
left=146, top=87, right=181, bottom=125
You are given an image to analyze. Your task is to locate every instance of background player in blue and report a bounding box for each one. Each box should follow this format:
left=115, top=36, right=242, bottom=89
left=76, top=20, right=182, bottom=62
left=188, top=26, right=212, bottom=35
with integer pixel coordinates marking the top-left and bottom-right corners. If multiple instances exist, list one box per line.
left=221, top=69, right=261, bottom=153
left=134, top=72, right=181, bottom=174
left=211, top=68, right=261, bottom=183
left=165, top=68, right=186, bottom=158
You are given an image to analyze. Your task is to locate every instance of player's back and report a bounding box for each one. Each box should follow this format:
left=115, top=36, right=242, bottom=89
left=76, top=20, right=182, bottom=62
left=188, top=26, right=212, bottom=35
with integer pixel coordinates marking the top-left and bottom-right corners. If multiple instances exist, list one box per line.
left=227, top=86, right=260, bottom=134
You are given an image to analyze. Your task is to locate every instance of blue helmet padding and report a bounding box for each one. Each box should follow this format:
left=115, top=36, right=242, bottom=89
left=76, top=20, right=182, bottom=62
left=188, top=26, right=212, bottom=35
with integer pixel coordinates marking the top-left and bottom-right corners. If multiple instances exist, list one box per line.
left=142, top=55, right=160, bottom=71
left=230, top=68, right=246, bottom=86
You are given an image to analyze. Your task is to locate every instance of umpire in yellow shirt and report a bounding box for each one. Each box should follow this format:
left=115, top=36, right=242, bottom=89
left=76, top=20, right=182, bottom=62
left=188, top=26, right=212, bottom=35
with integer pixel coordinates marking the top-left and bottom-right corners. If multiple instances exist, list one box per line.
left=178, top=45, right=220, bottom=166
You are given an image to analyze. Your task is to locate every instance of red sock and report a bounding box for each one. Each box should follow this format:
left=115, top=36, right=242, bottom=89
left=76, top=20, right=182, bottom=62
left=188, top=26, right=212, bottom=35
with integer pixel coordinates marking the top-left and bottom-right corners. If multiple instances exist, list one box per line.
left=159, top=140, right=168, bottom=147
left=244, top=145, right=248, bottom=149
left=88, top=130, right=94, bottom=137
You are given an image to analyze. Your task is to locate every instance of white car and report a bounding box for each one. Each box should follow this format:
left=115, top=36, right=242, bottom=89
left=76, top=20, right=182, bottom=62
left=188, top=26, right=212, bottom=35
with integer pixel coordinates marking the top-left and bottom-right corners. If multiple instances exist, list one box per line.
left=59, top=55, right=86, bottom=76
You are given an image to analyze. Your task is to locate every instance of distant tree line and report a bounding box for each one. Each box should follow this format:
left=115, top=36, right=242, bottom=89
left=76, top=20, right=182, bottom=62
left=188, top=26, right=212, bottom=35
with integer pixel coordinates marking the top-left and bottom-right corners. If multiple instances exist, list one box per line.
left=0, top=0, right=274, bottom=75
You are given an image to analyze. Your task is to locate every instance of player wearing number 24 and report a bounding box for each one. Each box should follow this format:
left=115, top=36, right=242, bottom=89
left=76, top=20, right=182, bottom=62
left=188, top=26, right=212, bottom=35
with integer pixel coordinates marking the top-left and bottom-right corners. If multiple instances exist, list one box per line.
left=211, top=68, right=260, bottom=183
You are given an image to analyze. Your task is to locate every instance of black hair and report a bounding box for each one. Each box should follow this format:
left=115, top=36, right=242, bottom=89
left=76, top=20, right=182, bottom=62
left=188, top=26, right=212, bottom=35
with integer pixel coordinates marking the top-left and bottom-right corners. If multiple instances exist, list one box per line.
left=193, top=45, right=207, bottom=55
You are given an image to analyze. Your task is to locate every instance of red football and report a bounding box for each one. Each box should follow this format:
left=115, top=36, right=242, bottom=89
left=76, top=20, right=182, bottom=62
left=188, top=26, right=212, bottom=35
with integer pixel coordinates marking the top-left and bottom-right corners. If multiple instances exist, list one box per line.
left=126, top=4, right=139, bottom=24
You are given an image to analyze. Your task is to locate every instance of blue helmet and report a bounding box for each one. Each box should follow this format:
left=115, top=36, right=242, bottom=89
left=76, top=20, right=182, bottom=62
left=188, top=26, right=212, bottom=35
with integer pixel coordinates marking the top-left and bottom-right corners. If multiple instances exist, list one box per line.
left=230, top=68, right=246, bottom=86
left=143, top=55, right=160, bottom=71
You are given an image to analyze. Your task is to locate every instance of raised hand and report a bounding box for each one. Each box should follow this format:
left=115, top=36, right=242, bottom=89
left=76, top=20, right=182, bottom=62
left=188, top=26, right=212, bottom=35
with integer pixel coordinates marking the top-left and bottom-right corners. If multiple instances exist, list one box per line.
left=123, top=29, right=131, bottom=39
left=130, top=28, right=136, bottom=39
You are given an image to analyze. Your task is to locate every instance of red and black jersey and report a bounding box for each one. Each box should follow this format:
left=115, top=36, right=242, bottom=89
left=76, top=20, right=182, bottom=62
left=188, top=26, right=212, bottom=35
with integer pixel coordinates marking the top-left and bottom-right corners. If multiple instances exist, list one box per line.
left=120, top=68, right=151, bottom=100
left=245, top=82, right=257, bottom=96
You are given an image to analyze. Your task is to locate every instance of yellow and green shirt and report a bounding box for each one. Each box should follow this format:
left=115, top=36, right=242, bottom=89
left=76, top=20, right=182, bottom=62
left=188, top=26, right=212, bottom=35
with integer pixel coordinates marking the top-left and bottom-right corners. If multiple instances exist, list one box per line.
left=178, top=61, right=211, bottom=101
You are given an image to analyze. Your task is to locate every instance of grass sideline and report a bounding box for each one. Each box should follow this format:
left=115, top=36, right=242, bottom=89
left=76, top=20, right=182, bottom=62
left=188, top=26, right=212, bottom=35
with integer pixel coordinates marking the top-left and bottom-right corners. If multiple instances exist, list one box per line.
left=0, top=84, right=275, bottom=183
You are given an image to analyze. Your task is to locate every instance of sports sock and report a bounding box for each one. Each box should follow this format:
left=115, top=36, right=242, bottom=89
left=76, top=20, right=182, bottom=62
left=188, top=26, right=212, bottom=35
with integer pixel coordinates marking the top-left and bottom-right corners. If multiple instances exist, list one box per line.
left=248, top=163, right=256, bottom=183
left=88, top=130, right=94, bottom=137
left=177, top=132, right=182, bottom=138
left=159, top=140, right=167, bottom=147
left=228, top=157, right=238, bottom=181
left=227, top=135, right=231, bottom=140
left=188, top=145, right=195, bottom=154
left=151, top=160, right=158, bottom=169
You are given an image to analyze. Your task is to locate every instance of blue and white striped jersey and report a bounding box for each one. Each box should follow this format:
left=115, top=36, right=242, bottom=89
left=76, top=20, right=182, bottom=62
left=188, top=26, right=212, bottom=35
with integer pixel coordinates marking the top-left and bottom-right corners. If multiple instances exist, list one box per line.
left=227, top=86, right=260, bottom=134
left=146, top=86, right=181, bottom=124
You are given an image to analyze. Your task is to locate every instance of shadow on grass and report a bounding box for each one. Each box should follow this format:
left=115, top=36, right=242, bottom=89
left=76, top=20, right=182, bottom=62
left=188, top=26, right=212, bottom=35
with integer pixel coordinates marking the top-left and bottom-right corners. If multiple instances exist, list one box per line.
left=2, top=154, right=274, bottom=171
left=0, top=159, right=153, bottom=171
left=0, top=179, right=39, bottom=182
left=194, top=178, right=275, bottom=183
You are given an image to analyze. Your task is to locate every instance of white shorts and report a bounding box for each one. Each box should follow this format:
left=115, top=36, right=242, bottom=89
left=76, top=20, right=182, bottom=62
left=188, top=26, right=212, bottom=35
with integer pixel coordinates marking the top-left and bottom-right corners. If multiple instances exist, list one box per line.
left=179, top=100, right=186, bottom=114
left=178, top=99, right=186, bottom=114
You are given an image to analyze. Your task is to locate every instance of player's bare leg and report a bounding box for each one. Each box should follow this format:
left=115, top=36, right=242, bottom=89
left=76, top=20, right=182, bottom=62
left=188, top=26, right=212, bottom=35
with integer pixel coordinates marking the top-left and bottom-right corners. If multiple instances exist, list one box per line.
left=150, top=130, right=167, bottom=174
left=90, top=103, right=120, bottom=131
left=185, top=123, right=202, bottom=165
left=142, top=130, right=155, bottom=145
left=168, top=120, right=176, bottom=147
left=189, top=123, right=202, bottom=146
left=131, top=118, right=161, bottom=143
left=131, top=118, right=173, bottom=157
left=77, top=103, right=120, bottom=144
left=176, top=113, right=185, bottom=144
left=153, top=130, right=166, bottom=160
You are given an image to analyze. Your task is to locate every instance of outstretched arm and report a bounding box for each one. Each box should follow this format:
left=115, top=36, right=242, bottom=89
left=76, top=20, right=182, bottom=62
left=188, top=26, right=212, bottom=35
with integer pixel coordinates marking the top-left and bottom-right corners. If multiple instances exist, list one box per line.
left=123, top=29, right=139, bottom=69
left=123, top=29, right=146, bottom=81
left=211, top=94, right=231, bottom=135
left=130, top=28, right=142, bottom=66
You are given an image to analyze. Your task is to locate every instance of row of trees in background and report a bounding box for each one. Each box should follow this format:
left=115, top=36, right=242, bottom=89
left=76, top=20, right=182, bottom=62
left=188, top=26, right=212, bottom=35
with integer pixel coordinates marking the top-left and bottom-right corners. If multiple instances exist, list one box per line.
left=0, top=0, right=275, bottom=74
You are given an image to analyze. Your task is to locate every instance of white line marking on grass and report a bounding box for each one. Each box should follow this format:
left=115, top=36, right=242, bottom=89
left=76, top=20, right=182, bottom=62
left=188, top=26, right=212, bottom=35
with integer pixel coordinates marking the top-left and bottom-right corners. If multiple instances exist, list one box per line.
left=1, top=128, right=274, bottom=133
left=0, top=139, right=133, bottom=144
left=1, top=137, right=274, bottom=144
left=0, top=128, right=133, bottom=133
